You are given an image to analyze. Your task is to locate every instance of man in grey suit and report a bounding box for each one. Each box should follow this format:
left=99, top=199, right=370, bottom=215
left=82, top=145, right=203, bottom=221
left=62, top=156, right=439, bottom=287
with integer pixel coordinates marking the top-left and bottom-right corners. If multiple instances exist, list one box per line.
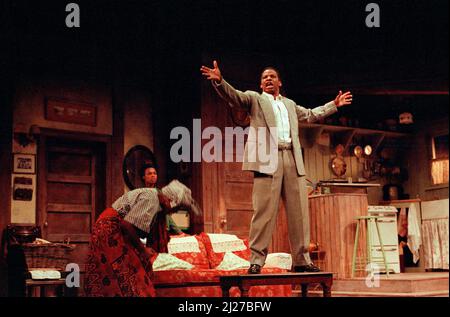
left=201, top=61, right=352, bottom=273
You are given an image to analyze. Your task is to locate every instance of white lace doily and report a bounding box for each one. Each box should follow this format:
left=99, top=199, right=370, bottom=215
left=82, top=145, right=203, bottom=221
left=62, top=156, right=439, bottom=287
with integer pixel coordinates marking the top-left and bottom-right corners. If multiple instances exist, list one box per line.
left=264, top=252, right=292, bottom=270
left=207, top=233, right=246, bottom=253
left=153, top=253, right=193, bottom=271
left=168, top=236, right=201, bottom=254
left=216, top=252, right=250, bottom=270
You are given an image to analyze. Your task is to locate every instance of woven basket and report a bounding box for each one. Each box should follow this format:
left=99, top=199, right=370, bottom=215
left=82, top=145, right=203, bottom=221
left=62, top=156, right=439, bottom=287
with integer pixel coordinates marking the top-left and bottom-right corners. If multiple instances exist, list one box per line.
left=21, top=243, right=75, bottom=270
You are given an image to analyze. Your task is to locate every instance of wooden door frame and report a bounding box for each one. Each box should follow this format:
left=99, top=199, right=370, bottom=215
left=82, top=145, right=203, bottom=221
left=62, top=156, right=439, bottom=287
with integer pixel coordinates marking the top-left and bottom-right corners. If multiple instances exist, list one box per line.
left=36, top=128, right=117, bottom=231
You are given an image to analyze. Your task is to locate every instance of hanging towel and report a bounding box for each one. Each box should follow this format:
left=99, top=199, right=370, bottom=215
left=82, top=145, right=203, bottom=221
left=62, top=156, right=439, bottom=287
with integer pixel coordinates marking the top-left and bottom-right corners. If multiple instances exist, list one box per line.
left=407, top=203, right=422, bottom=263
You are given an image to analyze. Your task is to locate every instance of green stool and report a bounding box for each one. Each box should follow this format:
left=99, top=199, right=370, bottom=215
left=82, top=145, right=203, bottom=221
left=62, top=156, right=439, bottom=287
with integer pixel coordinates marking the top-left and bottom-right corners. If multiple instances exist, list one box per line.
left=351, top=215, right=389, bottom=278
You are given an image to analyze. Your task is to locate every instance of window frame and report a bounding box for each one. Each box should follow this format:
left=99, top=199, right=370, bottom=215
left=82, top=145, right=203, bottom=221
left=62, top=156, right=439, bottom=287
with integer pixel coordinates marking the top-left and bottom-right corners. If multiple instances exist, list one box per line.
left=428, top=133, right=449, bottom=187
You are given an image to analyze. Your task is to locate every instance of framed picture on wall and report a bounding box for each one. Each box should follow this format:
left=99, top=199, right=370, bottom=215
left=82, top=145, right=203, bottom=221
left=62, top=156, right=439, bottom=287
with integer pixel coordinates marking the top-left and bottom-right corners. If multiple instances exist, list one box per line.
left=45, top=97, right=97, bottom=127
left=12, top=174, right=34, bottom=201
left=13, top=153, right=36, bottom=174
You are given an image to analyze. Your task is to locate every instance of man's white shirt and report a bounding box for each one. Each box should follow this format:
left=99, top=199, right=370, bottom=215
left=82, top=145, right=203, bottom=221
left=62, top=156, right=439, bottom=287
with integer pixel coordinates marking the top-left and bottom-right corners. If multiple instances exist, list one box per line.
left=263, top=92, right=291, bottom=143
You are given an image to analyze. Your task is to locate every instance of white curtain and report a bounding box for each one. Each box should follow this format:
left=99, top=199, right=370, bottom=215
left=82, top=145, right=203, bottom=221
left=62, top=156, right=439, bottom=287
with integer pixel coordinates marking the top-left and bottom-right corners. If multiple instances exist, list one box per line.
left=422, top=218, right=449, bottom=270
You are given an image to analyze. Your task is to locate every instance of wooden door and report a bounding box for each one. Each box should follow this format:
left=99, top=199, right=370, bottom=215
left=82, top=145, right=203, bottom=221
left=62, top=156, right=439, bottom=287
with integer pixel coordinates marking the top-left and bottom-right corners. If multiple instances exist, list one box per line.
left=38, top=135, right=106, bottom=280
left=218, top=161, right=254, bottom=238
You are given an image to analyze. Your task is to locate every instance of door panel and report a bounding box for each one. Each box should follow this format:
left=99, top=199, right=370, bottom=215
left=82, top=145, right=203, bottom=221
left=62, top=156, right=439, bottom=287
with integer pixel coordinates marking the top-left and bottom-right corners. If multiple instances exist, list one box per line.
left=48, top=152, right=92, bottom=175
left=47, top=182, right=92, bottom=204
left=38, top=135, right=106, bottom=296
left=47, top=213, right=91, bottom=236
left=226, top=210, right=253, bottom=233
left=224, top=183, right=253, bottom=210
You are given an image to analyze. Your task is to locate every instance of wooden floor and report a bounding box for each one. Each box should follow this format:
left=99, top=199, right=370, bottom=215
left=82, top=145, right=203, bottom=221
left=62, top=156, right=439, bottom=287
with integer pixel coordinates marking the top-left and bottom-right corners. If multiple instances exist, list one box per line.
left=296, top=272, right=449, bottom=297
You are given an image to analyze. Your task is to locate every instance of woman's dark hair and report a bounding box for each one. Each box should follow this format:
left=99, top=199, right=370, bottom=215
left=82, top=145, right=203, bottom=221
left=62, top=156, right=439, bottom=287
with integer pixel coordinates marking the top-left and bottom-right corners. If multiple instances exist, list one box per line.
left=140, top=164, right=157, bottom=178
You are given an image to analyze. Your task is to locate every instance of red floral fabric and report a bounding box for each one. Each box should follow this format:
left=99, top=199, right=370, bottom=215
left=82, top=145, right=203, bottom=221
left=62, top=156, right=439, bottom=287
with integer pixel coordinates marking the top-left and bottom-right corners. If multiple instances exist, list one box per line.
left=151, top=233, right=292, bottom=297
left=168, top=234, right=210, bottom=269
left=148, top=211, right=169, bottom=253
left=84, top=208, right=156, bottom=297
left=153, top=268, right=292, bottom=297
left=199, top=233, right=251, bottom=268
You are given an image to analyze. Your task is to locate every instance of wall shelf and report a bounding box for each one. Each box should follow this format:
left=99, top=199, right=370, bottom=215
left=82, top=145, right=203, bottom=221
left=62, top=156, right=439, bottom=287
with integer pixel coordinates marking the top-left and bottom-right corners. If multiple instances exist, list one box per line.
left=299, top=122, right=412, bottom=153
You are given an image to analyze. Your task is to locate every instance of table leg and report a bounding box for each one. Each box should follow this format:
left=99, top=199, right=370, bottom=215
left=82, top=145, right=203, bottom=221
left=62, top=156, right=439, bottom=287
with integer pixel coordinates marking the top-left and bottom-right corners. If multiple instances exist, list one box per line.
left=221, top=285, right=231, bottom=297
left=301, top=284, right=308, bottom=298
left=239, top=286, right=250, bottom=297
left=57, top=284, right=64, bottom=297
left=321, top=280, right=332, bottom=297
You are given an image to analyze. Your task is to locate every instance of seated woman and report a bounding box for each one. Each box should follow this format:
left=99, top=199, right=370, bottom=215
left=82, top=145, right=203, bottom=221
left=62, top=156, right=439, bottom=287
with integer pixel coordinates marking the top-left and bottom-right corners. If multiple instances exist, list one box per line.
left=84, top=180, right=200, bottom=297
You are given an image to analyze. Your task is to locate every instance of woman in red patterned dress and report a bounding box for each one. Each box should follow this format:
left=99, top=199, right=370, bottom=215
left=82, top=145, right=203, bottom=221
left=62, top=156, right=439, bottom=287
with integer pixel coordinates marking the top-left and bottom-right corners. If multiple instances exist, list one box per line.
left=84, top=180, right=200, bottom=297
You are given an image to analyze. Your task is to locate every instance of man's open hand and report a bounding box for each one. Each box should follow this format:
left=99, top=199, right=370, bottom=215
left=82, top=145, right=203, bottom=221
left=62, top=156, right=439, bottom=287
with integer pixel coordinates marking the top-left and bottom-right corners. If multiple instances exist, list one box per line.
left=334, top=90, right=353, bottom=107
left=200, top=60, right=222, bottom=83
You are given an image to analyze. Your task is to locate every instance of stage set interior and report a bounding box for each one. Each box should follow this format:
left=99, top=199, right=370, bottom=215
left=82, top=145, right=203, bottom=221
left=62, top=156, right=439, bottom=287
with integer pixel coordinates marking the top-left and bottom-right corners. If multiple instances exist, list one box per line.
left=0, top=0, right=448, bottom=297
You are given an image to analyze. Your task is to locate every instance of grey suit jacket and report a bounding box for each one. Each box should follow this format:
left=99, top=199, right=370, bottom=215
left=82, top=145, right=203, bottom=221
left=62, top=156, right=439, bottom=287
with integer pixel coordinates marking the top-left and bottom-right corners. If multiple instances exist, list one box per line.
left=213, top=79, right=338, bottom=176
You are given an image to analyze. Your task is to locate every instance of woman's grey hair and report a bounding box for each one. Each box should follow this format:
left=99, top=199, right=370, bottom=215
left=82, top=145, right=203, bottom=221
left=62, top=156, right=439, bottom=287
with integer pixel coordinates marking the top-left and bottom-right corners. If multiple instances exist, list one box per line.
left=161, top=180, right=202, bottom=216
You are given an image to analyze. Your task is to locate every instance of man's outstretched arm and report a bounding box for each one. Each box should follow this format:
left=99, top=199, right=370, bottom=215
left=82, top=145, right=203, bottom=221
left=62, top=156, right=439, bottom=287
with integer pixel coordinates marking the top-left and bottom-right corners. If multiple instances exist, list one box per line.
left=296, top=90, right=353, bottom=123
left=200, top=60, right=252, bottom=111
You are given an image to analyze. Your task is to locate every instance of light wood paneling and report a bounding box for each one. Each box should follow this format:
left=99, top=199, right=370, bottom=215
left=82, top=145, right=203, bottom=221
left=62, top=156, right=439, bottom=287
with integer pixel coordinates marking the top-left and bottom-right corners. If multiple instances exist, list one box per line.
left=309, top=193, right=368, bottom=279
left=302, top=143, right=366, bottom=183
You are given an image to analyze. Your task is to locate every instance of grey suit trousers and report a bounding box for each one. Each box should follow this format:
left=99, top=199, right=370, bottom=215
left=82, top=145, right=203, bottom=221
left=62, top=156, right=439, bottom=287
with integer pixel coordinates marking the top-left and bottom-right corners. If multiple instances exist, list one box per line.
left=249, top=148, right=312, bottom=267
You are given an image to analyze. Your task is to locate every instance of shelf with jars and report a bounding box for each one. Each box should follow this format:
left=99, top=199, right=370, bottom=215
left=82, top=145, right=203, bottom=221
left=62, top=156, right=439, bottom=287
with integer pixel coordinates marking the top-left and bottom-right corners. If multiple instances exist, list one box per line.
left=299, top=122, right=412, bottom=154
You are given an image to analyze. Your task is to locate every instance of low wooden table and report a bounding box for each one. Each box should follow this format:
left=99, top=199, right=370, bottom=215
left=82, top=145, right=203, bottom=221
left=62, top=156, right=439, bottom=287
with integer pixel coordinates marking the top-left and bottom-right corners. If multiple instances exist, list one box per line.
left=219, top=272, right=333, bottom=297
left=25, top=278, right=67, bottom=297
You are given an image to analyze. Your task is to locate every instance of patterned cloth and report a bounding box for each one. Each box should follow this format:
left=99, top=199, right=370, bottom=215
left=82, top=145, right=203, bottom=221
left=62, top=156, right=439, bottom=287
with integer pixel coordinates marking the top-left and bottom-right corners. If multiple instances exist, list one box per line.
left=207, top=233, right=247, bottom=253
left=84, top=208, right=156, bottom=297
left=153, top=268, right=292, bottom=297
left=264, top=253, right=293, bottom=270
left=168, top=235, right=201, bottom=254
left=152, top=253, right=193, bottom=271
left=216, top=252, right=250, bottom=270
left=112, top=188, right=160, bottom=233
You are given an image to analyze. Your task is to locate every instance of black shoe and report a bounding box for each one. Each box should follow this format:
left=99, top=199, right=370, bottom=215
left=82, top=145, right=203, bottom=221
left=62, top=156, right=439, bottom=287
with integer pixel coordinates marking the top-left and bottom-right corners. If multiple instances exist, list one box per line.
left=248, top=264, right=262, bottom=274
left=292, top=263, right=321, bottom=273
